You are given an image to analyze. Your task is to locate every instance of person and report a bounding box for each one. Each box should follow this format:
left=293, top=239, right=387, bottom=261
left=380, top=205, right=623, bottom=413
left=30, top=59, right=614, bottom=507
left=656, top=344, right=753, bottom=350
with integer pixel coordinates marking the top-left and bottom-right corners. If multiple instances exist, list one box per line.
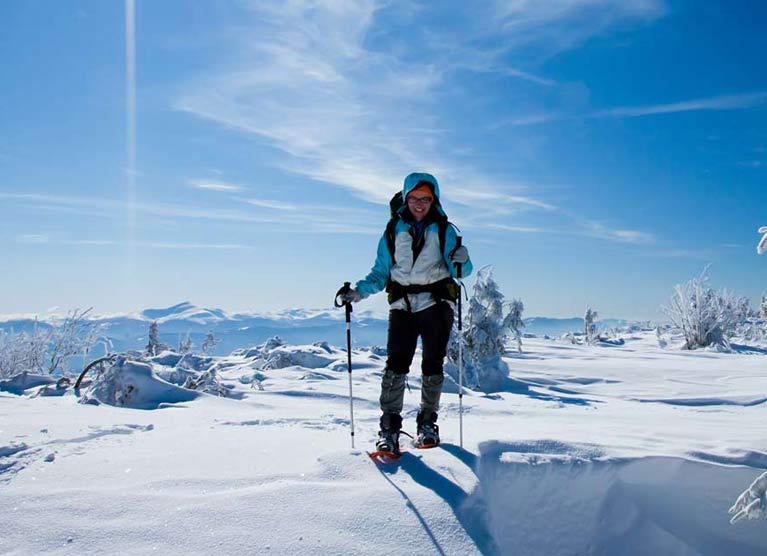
left=338, top=172, right=472, bottom=453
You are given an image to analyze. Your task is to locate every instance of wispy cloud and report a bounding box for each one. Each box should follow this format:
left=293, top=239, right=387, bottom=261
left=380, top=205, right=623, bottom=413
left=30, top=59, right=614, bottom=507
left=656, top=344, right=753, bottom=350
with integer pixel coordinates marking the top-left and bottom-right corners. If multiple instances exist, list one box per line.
left=505, top=91, right=767, bottom=127
left=144, top=242, right=251, bottom=250
left=579, top=219, right=656, bottom=244
left=641, top=248, right=714, bottom=260
left=485, top=223, right=545, bottom=234
left=16, top=234, right=49, bottom=244
left=491, top=0, right=666, bottom=58
left=244, top=198, right=298, bottom=211
left=188, top=179, right=244, bottom=192
left=737, top=160, right=765, bottom=168
left=14, top=234, right=115, bottom=246
left=0, top=190, right=381, bottom=236
left=595, top=92, right=767, bottom=118
left=172, top=0, right=586, bottom=211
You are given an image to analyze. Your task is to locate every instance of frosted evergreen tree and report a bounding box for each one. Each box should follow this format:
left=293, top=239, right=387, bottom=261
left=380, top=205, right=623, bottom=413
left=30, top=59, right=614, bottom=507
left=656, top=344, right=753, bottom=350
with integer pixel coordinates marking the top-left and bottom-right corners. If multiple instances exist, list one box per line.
left=584, top=307, right=598, bottom=344
left=145, top=320, right=171, bottom=356
left=447, top=266, right=522, bottom=391
left=759, top=294, right=767, bottom=319
left=145, top=321, right=161, bottom=356
left=505, top=299, right=525, bottom=353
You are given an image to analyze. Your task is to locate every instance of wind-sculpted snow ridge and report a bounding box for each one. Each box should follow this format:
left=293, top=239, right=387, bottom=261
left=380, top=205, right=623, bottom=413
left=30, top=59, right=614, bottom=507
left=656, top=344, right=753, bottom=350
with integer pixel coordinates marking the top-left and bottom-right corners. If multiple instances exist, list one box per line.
left=0, top=372, right=56, bottom=395
left=475, top=441, right=767, bottom=555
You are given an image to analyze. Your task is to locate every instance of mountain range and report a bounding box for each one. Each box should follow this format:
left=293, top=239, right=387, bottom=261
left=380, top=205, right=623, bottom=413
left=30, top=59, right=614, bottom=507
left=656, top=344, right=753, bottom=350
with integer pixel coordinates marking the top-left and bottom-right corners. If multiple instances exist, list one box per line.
left=0, top=302, right=640, bottom=356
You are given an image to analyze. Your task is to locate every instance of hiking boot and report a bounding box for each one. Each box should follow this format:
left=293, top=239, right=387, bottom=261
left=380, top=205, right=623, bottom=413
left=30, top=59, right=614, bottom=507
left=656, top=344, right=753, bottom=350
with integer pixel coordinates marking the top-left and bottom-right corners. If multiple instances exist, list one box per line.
left=376, top=413, right=402, bottom=454
left=376, top=429, right=401, bottom=454
left=416, top=410, right=440, bottom=447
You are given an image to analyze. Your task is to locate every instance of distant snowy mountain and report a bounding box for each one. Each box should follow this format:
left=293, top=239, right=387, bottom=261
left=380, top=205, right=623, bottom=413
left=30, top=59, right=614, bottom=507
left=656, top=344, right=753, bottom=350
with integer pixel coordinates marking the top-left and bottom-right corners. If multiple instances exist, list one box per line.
left=0, top=303, right=387, bottom=356
left=523, top=317, right=641, bottom=337
left=0, top=303, right=642, bottom=356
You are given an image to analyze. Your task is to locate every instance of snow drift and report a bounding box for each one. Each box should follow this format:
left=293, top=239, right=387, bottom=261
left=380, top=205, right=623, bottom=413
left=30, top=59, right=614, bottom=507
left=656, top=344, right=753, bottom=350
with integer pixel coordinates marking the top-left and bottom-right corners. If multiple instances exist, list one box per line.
left=475, top=442, right=767, bottom=555
left=79, top=356, right=199, bottom=409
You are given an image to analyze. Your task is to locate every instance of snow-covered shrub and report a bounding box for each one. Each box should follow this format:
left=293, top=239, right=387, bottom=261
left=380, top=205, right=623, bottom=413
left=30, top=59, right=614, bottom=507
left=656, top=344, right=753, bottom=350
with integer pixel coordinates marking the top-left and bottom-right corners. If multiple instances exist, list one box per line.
left=182, top=369, right=229, bottom=397
left=201, top=331, right=219, bottom=354
left=758, top=294, right=767, bottom=319
left=730, top=471, right=767, bottom=523
left=177, top=332, right=193, bottom=354
left=0, top=329, right=42, bottom=379
left=263, top=347, right=335, bottom=370
left=655, top=326, right=668, bottom=349
left=584, top=308, right=598, bottom=344
left=80, top=356, right=198, bottom=409
left=176, top=353, right=214, bottom=372
left=0, top=310, right=103, bottom=378
left=447, top=266, right=523, bottom=391
left=261, top=336, right=285, bottom=351
left=662, top=267, right=748, bottom=350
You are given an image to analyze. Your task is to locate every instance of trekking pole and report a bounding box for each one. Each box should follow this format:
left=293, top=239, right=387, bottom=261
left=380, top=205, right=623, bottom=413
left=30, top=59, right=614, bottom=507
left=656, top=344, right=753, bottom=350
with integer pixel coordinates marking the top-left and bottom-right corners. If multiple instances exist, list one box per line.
left=454, top=237, right=464, bottom=448
left=334, top=282, right=356, bottom=449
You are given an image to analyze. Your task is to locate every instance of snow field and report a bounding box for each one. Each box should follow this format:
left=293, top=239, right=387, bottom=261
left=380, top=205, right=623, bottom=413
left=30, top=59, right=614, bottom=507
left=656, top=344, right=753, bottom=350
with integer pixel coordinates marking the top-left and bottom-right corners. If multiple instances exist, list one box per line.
left=2, top=331, right=767, bottom=555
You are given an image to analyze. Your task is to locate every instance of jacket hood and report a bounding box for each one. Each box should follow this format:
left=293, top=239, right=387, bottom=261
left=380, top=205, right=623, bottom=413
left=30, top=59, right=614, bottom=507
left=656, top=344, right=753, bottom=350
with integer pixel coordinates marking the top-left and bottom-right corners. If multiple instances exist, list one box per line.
left=403, top=172, right=440, bottom=200
left=399, top=172, right=445, bottom=220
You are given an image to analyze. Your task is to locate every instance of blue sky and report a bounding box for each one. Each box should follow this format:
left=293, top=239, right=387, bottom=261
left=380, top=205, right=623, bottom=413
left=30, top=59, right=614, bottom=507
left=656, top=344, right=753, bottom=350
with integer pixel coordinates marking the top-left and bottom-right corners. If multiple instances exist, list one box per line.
left=1, top=0, right=765, bottom=320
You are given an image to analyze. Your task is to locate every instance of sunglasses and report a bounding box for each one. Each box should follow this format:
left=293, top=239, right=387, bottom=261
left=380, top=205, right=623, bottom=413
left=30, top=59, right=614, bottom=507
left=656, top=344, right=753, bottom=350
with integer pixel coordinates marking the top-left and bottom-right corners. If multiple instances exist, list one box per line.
left=407, top=196, right=433, bottom=205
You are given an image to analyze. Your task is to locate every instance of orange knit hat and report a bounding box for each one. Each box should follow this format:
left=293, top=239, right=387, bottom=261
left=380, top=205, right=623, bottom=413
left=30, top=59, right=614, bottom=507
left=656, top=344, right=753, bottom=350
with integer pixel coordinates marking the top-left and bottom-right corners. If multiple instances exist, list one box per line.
left=407, top=183, right=434, bottom=199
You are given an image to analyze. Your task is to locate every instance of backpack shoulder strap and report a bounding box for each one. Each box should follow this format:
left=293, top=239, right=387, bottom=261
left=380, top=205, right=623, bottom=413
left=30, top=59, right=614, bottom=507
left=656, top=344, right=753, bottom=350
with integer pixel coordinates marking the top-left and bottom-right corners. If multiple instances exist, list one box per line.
left=438, top=217, right=456, bottom=257
left=385, top=218, right=398, bottom=262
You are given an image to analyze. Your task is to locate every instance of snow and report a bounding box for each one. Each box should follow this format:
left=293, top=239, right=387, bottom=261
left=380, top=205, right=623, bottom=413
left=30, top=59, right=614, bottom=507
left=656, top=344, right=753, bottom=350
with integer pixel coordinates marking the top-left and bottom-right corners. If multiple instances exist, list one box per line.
left=2, top=329, right=767, bottom=555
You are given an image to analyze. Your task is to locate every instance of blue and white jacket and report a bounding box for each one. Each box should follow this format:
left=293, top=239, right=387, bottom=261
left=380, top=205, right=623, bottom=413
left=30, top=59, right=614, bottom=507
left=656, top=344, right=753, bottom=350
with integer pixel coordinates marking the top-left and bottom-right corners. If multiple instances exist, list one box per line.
left=356, top=173, right=473, bottom=313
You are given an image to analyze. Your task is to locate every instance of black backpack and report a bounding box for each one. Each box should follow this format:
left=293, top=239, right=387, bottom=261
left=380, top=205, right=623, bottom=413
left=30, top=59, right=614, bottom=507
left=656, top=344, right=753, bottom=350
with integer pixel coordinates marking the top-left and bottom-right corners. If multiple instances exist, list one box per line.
left=385, top=191, right=450, bottom=264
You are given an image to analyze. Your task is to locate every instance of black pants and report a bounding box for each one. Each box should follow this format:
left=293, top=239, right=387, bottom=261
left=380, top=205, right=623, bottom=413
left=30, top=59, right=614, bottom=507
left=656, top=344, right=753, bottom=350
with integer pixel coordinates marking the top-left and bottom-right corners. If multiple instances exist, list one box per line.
left=385, top=302, right=455, bottom=376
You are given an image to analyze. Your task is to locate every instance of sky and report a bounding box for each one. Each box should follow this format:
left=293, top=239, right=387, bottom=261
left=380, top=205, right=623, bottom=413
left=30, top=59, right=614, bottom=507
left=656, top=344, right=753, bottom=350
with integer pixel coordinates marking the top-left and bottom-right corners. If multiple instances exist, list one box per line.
left=0, top=0, right=765, bottom=321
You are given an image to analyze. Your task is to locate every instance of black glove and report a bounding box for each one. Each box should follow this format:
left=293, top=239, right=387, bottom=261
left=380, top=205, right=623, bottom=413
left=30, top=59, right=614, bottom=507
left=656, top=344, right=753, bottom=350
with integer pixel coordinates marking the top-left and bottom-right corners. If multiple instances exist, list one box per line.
left=339, top=288, right=363, bottom=303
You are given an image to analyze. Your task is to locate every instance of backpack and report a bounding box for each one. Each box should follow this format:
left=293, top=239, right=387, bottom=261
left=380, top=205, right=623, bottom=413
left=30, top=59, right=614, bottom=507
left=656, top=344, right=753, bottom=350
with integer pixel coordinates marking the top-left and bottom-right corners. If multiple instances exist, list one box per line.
left=385, top=191, right=450, bottom=264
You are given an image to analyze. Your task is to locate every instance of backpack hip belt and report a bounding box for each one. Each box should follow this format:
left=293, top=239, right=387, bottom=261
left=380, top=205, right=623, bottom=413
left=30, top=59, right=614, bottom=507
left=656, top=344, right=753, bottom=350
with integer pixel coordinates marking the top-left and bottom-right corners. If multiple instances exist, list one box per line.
left=386, top=277, right=459, bottom=311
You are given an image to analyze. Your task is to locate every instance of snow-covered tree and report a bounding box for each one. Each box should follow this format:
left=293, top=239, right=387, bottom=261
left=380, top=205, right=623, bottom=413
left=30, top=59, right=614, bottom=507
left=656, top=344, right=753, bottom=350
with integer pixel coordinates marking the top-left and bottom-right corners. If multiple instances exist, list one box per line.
left=146, top=321, right=161, bottom=356
left=447, top=266, right=522, bottom=391
left=505, top=299, right=525, bottom=353
left=201, top=331, right=219, bottom=354
left=662, top=267, right=746, bottom=350
left=584, top=307, right=598, bottom=344
left=178, top=332, right=193, bottom=354
left=759, top=294, right=767, bottom=319
left=45, top=308, right=104, bottom=375
left=0, top=310, right=103, bottom=378
left=758, top=226, right=767, bottom=255
left=145, top=320, right=170, bottom=356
